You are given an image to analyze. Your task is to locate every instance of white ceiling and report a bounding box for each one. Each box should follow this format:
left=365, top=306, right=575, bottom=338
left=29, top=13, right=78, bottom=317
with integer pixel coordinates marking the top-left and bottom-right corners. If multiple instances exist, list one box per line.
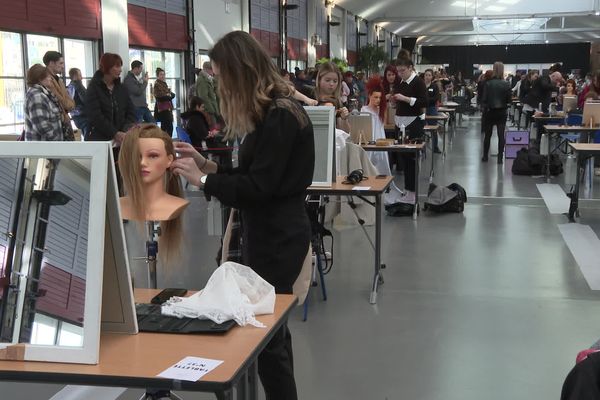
left=336, top=0, right=600, bottom=45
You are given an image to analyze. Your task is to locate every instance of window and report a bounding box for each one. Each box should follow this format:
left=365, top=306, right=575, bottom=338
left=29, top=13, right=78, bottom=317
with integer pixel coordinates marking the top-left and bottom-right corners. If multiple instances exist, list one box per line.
left=64, top=39, right=96, bottom=82
left=26, top=34, right=60, bottom=67
left=0, top=32, right=25, bottom=134
left=129, top=48, right=185, bottom=134
left=0, top=31, right=97, bottom=135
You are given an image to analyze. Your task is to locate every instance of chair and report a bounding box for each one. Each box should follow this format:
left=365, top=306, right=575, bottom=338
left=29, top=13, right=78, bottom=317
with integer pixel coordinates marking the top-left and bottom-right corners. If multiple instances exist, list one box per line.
left=175, top=126, right=192, bottom=144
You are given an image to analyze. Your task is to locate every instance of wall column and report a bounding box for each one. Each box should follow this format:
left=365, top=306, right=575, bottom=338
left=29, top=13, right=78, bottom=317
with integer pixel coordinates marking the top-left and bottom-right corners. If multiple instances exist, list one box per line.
left=101, top=0, right=129, bottom=63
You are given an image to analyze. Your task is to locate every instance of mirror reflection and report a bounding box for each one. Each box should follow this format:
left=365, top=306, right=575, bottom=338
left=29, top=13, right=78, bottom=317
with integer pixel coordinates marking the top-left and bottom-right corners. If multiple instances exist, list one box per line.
left=0, top=157, right=90, bottom=347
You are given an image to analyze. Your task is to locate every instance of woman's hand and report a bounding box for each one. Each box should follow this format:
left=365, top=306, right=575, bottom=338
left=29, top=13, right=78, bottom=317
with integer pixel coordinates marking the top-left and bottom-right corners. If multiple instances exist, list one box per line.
left=338, top=107, right=350, bottom=120
left=171, top=157, right=205, bottom=187
left=114, top=131, right=126, bottom=145
left=394, top=93, right=410, bottom=103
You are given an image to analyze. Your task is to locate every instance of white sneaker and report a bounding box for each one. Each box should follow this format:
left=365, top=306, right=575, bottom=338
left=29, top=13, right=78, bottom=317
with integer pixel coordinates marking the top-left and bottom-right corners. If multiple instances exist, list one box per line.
left=398, top=190, right=415, bottom=203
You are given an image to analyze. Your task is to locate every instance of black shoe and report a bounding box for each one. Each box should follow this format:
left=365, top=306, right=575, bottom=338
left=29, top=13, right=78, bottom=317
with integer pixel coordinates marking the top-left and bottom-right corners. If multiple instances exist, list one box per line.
left=497, top=157, right=503, bottom=164
left=482, top=156, right=488, bottom=162
left=434, top=147, right=442, bottom=154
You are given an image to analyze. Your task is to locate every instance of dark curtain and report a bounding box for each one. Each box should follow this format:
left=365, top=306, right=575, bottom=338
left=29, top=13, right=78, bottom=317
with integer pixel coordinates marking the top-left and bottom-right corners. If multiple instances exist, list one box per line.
left=422, top=43, right=591, bottom=78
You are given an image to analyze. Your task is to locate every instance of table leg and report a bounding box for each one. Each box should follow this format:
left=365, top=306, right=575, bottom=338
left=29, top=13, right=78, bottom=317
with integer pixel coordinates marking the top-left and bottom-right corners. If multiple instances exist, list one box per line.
left=568, top=152, right=582, bottom=222
left=216, top=389, right=234, bottom=400
left=370, top=193, right=382, bottom=305
left=413, top=149, right=420, bottom=220
left=546, top=133, right=551, bottom=183
left=442, top=127, right=447, bottom=158
left=247, top=361, right=259, bottom=400
left=236, top=371, right=248, bottom=400
left=430, top=141, right=435, bottom=183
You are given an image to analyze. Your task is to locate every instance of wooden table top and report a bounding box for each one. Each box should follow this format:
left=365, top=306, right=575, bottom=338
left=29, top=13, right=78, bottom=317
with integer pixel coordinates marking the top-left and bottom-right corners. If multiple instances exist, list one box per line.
left=0, top=290, right=297, bottom=391
left=424, top=114, right=449, bottom=120
left=569, top=143, right=600, bottom=152
left=443, top=102, right=459, bottom=107
left=544, top=125, right=600, bottom=132
left=362, top=143, right=425, bottom=152
left=307, top=176, right=393, bottom=195
left=424, top=125, right=440, bottom=131
left=533, top=114, right=566, bottom=120
left=437, top=107, right=455, bottom=112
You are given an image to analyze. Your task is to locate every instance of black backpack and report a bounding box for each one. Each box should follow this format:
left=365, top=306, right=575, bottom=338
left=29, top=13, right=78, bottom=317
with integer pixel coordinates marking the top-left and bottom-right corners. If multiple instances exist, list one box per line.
left=423, top=183, right=467, bottom=213
left=512, top=147, right=563, bottom=176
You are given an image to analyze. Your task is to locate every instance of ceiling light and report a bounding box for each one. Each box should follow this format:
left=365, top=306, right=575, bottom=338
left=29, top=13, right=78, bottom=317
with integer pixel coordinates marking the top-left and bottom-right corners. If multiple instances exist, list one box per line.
left=595, top=10, right=600, bottom=15
left=545, top=39, right=549, bottom=43
left=452, top=1, right=472, bottom=6
left=473, top=16, right=478, bottom=21
left=498, top=0, right=521, bottom=4
left=485, top=5, right=506, bottom=11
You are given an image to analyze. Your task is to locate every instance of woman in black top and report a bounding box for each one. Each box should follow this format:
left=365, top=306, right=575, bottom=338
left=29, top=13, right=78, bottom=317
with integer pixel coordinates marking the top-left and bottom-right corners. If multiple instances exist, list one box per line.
left=85, top=53, right=136, bottom=143
left=180, top=96, right=211, bottom=148
left=481, top=62, right=512, bottom=163
left=392, top=57, right=427, bottom=203
left=171, top=31, right=314, bottom=400
left=424, top=69, right=442, bottom=153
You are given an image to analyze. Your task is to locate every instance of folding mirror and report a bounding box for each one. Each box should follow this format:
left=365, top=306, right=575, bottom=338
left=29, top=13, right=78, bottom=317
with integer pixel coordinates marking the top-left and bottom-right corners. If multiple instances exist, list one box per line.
left=304, top=106, right=336, bottom=187
left=0, top=142, right=136, bottom=364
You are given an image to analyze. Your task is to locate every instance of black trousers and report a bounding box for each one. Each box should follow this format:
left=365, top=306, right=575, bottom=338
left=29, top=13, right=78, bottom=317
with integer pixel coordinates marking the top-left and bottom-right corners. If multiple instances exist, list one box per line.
left=258, top=323, right=297, bottom=400
left=482, top=109, right=507, bottom=157
left=157, top=110, right=173, bottom=136
left=399, top=118, right=424, bottom=191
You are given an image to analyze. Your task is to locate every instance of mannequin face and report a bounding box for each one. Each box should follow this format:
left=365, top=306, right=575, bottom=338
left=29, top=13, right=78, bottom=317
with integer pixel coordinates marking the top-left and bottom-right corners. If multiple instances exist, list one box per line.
left=369, top=91, right=382, bottom=108
left=319, top=72, right=338, bottom=96
left=139, top=138, right=173, bottom=185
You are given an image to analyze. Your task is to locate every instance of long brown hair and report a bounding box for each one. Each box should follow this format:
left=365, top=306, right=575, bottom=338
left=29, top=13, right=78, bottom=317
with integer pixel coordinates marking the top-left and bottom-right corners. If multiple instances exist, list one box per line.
left=208, top=31, right=296, bottom=140
left=118, top=124, right=183, bottom=262
left=314, top=61, right=343, bottom=108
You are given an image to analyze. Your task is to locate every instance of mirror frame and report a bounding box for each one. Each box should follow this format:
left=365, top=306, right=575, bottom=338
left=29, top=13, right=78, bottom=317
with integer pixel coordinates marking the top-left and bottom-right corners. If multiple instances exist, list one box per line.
left=304, top=106, right=335, bottom=187
left=0, top=142, right=111, bottom=364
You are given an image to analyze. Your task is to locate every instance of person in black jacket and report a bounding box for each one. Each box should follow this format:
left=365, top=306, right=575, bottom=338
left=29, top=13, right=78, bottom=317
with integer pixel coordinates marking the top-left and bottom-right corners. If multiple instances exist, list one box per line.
left=180, top=96, right=210, bottom=148
left=171, top=31, right=314, bottom=400
left=84, top=53, right=136, bottom=143
left=481, top=62, right=512, bottom=163
left=392, top=56, right=427, bottom=203
left=424, top=68, right=442, bottom=153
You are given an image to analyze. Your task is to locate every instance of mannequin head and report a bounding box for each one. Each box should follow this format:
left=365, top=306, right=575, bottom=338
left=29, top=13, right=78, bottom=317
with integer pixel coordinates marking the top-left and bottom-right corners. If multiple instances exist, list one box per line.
left=366, top=75, right=386, bottom=122
left=119, top=124, right=183, bottom=261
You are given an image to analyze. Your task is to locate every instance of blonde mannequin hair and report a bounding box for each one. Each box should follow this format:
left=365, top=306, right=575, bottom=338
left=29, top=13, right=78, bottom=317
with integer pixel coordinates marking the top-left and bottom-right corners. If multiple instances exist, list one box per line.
left=118, top=124, right=183, bottom=262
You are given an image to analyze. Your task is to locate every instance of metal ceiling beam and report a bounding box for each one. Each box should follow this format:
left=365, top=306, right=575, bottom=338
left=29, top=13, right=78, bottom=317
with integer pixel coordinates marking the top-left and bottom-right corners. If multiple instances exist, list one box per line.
left=397, top=27, right=600, bottom=36
left=372, top=11, right=597, bottom=23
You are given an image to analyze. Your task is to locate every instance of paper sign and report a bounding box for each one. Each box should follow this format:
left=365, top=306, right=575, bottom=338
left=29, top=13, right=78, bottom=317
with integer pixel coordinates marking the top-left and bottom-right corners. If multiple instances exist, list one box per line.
left=352, top=186, right=371, bottom=191
left=157, top=356, right=224, bottom=382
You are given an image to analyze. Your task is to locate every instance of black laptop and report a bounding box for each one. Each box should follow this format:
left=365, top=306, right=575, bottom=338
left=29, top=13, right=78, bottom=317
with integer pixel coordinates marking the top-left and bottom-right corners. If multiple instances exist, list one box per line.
left=135, top=303, right=236, bottom=334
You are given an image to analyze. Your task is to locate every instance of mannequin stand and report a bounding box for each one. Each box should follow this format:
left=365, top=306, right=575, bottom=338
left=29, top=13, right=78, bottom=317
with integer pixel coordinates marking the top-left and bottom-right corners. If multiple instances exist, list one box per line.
left=145, top=221, right=160, bottom=289
left=140, top=223, right=185, bottom=400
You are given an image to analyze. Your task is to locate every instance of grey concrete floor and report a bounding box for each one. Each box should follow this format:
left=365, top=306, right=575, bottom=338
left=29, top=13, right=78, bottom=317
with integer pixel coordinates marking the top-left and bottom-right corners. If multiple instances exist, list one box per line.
left=3, top=116, right=600, bottom=399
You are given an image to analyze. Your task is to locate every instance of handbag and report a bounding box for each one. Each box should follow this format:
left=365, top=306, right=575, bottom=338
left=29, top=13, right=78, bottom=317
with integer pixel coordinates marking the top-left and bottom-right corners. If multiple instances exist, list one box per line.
left=156, top=100, right=172, bottom=112
left=62, top=119, right=75, bottom=141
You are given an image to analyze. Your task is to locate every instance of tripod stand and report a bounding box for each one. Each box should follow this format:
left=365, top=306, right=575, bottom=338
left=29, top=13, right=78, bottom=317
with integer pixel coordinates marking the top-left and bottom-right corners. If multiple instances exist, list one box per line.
left=138, top=222, right=184, bottom=400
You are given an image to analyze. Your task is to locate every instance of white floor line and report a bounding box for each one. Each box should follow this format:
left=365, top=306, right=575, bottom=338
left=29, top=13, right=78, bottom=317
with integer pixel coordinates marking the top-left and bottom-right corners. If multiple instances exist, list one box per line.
left=49, top=386, right=126, bottom=400
left=536, top=183, right=570, bottom=214
left=558, top=223, right=600, bottom=290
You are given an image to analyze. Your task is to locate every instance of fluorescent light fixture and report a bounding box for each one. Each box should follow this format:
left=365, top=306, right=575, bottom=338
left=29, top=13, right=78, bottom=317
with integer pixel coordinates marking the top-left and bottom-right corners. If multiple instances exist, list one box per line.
left=451, top=1, right=472, bottom=6
left=498, top=0, right=521, bottom=4
left=545, top=39, right=549, bottom=43
left=485, top=5, right=506, bottom=11
left=473, top=17, right=549, bottom=32
left=595, top=10, right=600, bottom=15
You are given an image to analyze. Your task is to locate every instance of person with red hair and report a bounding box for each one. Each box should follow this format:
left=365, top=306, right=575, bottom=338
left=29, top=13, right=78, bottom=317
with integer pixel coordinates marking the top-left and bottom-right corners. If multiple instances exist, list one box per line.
left=85, top=52, right=136, bottom=143
left=361, top=75, right=403, bottom=203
